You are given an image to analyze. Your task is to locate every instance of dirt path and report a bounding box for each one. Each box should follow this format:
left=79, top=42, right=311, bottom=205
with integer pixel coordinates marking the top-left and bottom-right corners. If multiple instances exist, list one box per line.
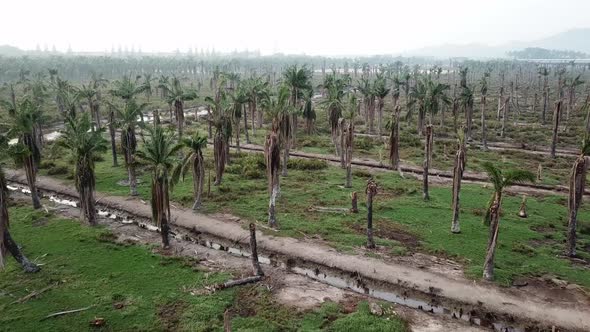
left=6, top=170, right=590, bottom=331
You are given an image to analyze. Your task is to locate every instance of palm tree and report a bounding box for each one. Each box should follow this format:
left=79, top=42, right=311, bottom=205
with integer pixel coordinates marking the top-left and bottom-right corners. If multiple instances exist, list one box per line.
left=356, top=78, right=374, bottom=131
left=59, top=113, right=107, bottom=225
left=565, top=137, right=590, bottom=257
left=302, top=89, right=316, bottom=134
left=4, top=98, right=43, bottom=209
left=460, top=86, right=474, bottom=140
left=344, top=95, right=358, bottom=188
left=229, top=85, right=250, bottom=149
left=373, top=75, right=389, bottom=137
left=481, top=162, right=535, bottom=280
left=265, top=130, right=280, bottom=228
left=388, top=105, right=402, bottom=171
left=321, top=75, right=347, bottom=157
left=173, top=133, right=207, bottom=210
left=78, top=84, right=101, bottom=130
left=206, top=92, right=232, bottom=185
left=107, top=103, right=118, bottom=167
left=113, top=99, right=147, bottom=196
left=422, top=125, right=433, bottom=201
left=142, top=74, right=155, bottom=103
left=0, top=136, right=40, bottom=273
left=164, top=76, right=198, bottom=140
left=538, top=67, right=550, bottom=124
left=451, top=129, right=467, bottom=233
left=550, top=101, right=562, bottom=158
left=366, top=179, right=378, bottom=249
left=480, top=75, right=489, bottom=150
left=136, top=125, right=182, bottom=248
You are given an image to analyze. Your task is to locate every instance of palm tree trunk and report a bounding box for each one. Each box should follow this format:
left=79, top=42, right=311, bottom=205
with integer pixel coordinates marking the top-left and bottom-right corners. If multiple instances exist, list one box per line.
left=451, top=144, right=465, bottom=233
left=389, top=106, right=401, bottom=170
left=2, top=230, right=40, bottom=273
left=23, top=136, right=41, bottom=209
left=423, top=125, right=432, bottom=201
left=542, top=87, right=549, bottom=124
left=566, top=155, right=587, bottom=257
left=344, top=123, right=354, bottom=188
left=109, top=111, right=118, bottom=167
left=377, top=99, right=384, bottom=137
left=214, top=132, right=226, bottom=186
left=481, top=95, right=487, bottom=150
left=266, top=133, right=280, bottom=228
left=550, top=101, right=561, bottom=158
left=483, top=192, right=502, bottom=281
left=192, top=153, right=204, bottom=210
left=243, top=105, right=251, bottom=144
left=366, top=181, right=377, bottom=249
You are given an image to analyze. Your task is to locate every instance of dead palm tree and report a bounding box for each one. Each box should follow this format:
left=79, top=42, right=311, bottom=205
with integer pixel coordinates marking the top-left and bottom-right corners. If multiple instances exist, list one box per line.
left=344, top=95, right=358, bottom=188
left=265, top=130, right=280, bottom=228
left=423, top=125, right=433, bottom=201
left=136, top=125, right=182, bottom=248
left=173, top=133, right=207, bottom=210
left=480, top=75, right=489, bottom=150
left=59, top=113, right=107, bottom=225
left=451, top=128, right=467, bottom=233
left=373, top=75, right=389, bottom=137
left=387, top=105, right=402, bottom=171
left=0, top=137, right=40, bottom=273
left=366, top=179, right=378, bottom=249
left=565, top=137, right=590, bottom=257
left=550, top=101, right=562, bottom=158
left=481, top=162, right=535, bottom=280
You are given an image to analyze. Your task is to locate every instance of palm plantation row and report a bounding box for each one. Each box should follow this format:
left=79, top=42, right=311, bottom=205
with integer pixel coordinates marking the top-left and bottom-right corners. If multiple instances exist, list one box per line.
left=1, top=59, right=589, bottom=284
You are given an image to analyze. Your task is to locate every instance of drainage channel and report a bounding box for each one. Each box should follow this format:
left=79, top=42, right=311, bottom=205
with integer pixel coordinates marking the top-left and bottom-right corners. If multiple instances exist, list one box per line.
left=8, top=181, right=536, bottom=332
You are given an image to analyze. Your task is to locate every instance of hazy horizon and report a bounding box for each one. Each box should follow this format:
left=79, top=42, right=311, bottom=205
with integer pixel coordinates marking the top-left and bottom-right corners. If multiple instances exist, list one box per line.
left=2, top=0, right=589, bottom=56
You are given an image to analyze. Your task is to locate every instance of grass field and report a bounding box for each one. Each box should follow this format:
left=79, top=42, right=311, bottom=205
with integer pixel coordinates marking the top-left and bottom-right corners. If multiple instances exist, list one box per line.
left=0, top=205, right=408, bottom=332
left=37, top=141, right=590, bottom=288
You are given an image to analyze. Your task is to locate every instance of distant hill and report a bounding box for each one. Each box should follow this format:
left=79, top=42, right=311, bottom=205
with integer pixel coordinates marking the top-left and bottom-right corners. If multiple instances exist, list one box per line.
left=0, top=45, right=25, bottom=56
left=404, top=28, right=590, bottom=59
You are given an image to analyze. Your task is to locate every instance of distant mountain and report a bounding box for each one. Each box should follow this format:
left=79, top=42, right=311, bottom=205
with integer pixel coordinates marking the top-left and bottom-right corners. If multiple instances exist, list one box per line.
left=404, top=28, right=590, bottom=59
left=0, top=45, right=25, bottom=56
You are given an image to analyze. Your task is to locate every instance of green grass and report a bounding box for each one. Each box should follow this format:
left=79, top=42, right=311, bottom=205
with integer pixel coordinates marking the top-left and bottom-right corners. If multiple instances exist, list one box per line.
left=0, top=205, right=408, bottom=331
left=39, top=141, right=590, bottom=289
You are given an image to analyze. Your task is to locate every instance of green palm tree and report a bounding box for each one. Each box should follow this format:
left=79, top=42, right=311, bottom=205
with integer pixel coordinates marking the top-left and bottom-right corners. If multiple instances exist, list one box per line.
left=173, top=133, right=207, bottom=210
left=59, top=113, right=108, bottom=225
left=78, top=84, right=101, bottom=130
left=302, top=89, right=316, bottom=134
left=321, top=75, right=347, bottom=156
left=229, top=85, right=250, bottom=149
left=373, top=75, right=389, bottom=136
left=0, top=136, right=40, bottom=272
left=112, top=99, right=147, bottom=196
left=136, top=125, right=182, bottom=248
left=4, top=97, right=43, bottom=209
left=481, top=162, right=535, bottom=280
left=164, top=76, right=198, bottom=140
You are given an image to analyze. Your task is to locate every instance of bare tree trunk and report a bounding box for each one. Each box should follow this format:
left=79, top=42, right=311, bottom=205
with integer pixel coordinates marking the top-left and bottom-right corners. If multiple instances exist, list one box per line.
left=483, top=192, right=501, bottom=281
left=3, top=230, right=40, bottom=273
left=481, top=95, right=487, bottom=150
left=345, top=122, right=354, bottom=188
left=389, top=106, right=401, bottom=170
left=266, top=132, right=280, bottom=228
left=423, top=125, right=433, bottom=201
left=243, top=105, right=250, bottom=144
left=366, top=180, right=377, bottom=249
left=249, top=223, right=264, bottom=276
left=451, top=135, right=466, bottom=234
left=191, top=153, right=204, bottom=210
left=109, top=111, right=118, bottom=167
left=550, top=101, right=562, bottom=158
left=214, top=132, right=226, bottom=186
left=566, top=155, right=587, bottom=257
left=351, top=192, right=358, bottom=213
left=500, top=97, right=509, bottom=138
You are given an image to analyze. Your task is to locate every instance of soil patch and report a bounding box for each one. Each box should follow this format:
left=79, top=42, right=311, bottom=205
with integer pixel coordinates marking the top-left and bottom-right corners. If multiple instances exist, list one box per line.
left=157, top=300, right=189, bottom=331
left=351, top=220, right=420, bottom=248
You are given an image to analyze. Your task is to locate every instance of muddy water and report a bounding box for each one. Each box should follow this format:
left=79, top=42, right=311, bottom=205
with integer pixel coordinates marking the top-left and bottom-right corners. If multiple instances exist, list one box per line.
left=6, top=182, right=527, bottom=332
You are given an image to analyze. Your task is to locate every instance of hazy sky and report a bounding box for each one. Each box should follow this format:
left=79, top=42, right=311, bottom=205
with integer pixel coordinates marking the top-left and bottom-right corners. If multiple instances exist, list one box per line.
left=2, top=0, right=589, bottom=55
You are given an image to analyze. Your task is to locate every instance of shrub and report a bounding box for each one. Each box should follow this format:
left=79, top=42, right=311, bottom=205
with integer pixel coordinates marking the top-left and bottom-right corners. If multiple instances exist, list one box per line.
left=47, top=165, right=70, bottom=176
left=287, top=158, right=327, bottom=170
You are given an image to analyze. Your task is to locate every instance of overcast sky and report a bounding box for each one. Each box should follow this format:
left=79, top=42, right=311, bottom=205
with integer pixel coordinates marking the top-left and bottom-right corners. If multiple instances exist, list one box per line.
left=2, top=0, right=588, bottom=56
